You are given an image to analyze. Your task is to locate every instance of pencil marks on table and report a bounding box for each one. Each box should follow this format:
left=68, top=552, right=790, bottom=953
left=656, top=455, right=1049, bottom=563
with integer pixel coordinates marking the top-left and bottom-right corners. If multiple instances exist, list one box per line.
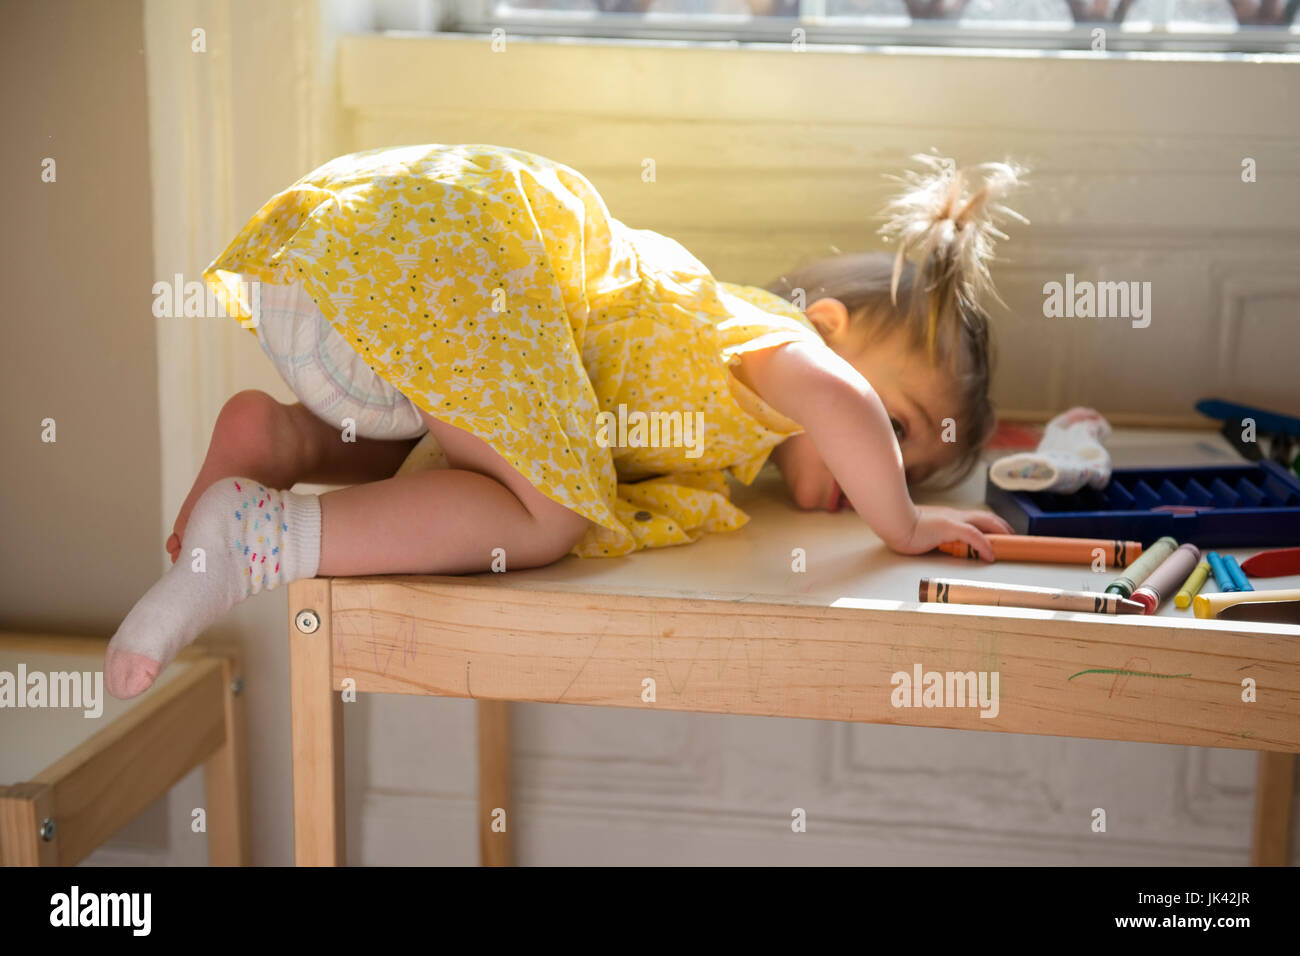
left=555, top=609, right=613, bottom=703
left=368, top=618, right=418, bottom=679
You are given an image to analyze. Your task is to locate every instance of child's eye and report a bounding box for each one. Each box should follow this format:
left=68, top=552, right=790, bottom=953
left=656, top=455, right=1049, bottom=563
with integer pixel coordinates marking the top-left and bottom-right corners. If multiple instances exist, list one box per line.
left=890, top=417, right=905, bottom=441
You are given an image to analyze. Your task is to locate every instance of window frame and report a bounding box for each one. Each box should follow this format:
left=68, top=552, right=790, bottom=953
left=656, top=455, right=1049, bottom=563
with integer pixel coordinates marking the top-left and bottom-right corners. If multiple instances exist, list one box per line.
left=449, top=0, right=1300, bottom=55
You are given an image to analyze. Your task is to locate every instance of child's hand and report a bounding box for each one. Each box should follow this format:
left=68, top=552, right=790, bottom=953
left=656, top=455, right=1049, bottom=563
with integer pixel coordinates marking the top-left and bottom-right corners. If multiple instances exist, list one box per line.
left=893, top=506, right=1014, bottom=562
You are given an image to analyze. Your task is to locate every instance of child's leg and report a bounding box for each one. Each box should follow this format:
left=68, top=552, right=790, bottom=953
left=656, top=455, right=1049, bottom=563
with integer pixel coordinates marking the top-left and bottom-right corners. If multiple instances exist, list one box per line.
left=166, top=389, right=420, bottom=562
left=111, top=389, right=418, bottom=699
left=212, top=391, right=594, bottom=572
left=318, top=460, right=590, bottom=575
left=109, top=474, right=324, bottom=698
left=109, top=401, right=589, bottom=699
left=319, top=405, right=591, bottom=574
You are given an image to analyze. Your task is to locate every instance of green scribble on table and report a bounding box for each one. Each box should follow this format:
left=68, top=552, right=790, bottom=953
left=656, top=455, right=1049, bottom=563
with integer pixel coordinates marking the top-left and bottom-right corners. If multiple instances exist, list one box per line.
left=1068, top=668, right=1192, bottom=681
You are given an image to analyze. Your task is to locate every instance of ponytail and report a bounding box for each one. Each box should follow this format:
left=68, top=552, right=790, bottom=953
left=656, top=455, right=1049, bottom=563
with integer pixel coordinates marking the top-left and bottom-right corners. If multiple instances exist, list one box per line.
left=877, top=153, right=1028, bottom=364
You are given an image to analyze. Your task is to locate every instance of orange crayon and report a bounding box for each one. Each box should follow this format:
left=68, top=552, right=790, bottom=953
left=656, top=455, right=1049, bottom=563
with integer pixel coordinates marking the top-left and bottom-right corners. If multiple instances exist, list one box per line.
left=937, top=534, right=1143, bottom=568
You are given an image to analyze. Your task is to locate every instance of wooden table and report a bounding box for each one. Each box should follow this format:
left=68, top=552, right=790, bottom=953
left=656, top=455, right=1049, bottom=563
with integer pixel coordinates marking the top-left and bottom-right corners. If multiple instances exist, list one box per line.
left=285, top=428, right=1300, bottom=866
left=0, top=634, right=249, bottom=866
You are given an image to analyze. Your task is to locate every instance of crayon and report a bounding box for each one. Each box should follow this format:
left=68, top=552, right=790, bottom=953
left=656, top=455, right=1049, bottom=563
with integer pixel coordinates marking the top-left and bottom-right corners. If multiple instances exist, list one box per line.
left=1174, top=560, right=1212, bottom=609
left=1132, top=543, right=1201, bottom=614
left=1215, top=600, right=1300, bottom=626
left=1104, top=536, right=1177, bottom=598
left=1240, top=547, right=1300, bottom=578
left=920, top=577, right=1146, bottom=615
left=937, top=534, right=1141, bottom=568
left=1193, top=588, right=1300, bottom=619
left=1196, top=397, right=1300, bottom=437
left=1205, top=551, right=1236, bottom=592
left=1221, top=555, right=1253, bottom=592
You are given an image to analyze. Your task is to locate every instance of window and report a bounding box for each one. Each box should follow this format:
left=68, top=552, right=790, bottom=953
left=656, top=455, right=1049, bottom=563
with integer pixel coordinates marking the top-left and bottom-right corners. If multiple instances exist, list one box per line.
left=451, top=0, right=1299, bottom=53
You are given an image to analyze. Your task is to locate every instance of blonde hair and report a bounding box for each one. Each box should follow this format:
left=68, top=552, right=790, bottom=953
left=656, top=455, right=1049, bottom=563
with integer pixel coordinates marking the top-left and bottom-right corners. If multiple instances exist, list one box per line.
left=763, top=153, right=1027, bottom=489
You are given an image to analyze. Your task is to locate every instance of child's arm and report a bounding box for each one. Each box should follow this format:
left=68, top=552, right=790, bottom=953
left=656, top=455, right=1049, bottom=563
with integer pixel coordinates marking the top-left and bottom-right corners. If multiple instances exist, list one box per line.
left=734, top=338, right=1003, bottom=561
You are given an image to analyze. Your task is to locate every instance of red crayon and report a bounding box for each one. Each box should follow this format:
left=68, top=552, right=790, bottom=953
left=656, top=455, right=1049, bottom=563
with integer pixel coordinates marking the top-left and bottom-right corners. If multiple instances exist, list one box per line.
left=1239, top=547, right=1300, bottom=578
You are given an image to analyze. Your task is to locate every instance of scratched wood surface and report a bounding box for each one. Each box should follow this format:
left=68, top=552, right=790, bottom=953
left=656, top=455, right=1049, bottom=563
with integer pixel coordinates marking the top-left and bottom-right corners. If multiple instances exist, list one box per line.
left=315, top=429, right=1300, bottom=753
left=326, top=575, right=1300, bottom=752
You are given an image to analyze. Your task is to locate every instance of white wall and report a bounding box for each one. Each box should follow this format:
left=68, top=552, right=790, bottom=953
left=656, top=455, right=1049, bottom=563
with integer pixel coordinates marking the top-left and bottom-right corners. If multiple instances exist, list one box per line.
left=124, top=4, right=1299, bottom=865
left=0, top=0, right=195, bottom=866
left=0, top=3, right=162, bottom=635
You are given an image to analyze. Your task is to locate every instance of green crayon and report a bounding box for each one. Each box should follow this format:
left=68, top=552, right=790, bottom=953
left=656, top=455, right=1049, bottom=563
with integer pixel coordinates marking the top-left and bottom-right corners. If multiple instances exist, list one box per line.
left=1105, top=536, right=1177, bottom=598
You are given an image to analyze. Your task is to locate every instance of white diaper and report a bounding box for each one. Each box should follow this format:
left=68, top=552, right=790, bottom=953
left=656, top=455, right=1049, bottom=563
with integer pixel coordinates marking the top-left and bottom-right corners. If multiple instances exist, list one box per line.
left=253, top=280, right=427, bottom=441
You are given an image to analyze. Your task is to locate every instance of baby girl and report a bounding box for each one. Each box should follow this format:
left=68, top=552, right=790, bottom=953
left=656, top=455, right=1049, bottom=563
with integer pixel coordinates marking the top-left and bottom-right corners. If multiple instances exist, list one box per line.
left=106, top=144, right=1021, bottom=699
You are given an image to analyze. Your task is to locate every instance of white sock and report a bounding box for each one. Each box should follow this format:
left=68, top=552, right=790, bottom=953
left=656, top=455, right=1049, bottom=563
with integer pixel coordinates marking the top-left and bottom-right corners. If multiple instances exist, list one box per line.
left=989, top=407, right=1112, bottom=494
left=106, top=477, right=321, bottom=699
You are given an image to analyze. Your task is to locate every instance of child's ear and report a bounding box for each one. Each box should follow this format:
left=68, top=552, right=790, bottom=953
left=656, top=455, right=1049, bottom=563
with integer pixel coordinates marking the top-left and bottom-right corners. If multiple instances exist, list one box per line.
left=805, top=297, right=850, bottom=340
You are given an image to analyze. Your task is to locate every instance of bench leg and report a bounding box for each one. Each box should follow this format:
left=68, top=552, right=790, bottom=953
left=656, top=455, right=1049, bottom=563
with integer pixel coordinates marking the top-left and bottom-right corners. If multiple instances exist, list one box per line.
left=1251, top=751, right=1295, bottom=866
left=289, top=579, right=345, bottom=866
left=204, top=645, right=251, bottom=865
left=0, top=784, right=55, bottom=866
left=478, top=700, right=514, bottom=866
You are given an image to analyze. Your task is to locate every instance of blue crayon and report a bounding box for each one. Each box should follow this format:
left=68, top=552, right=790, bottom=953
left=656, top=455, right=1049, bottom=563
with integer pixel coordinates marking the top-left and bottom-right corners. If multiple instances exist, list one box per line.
left=1222, top=555, right=1253, bottom=592
left=1206, top=551, right=1238, bottom=592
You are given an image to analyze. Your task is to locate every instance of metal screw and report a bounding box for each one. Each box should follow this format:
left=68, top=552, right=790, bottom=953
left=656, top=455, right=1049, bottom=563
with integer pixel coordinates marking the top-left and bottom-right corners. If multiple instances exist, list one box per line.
left=295, top=609, right=321, bottom=634
left=39, top=818, right=55, bottom=842
left=230, top=676, right=245, bottom=696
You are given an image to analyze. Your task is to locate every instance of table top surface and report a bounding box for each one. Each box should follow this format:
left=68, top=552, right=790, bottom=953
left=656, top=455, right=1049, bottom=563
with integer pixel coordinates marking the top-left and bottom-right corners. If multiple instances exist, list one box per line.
left=0, top=642, right=194, bottom=784
left=460, top=428, right=1300, bottom=633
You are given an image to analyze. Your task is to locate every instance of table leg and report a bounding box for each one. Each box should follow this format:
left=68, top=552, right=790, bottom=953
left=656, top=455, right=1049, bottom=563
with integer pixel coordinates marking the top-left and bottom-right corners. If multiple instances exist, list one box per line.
left=1251, top=751, right=1295, bottom=866
left=289, top=579, right=345, bottom=866
left=477, top=700, right=513, bottom=866
left=203, top=644, right=251, bottom=865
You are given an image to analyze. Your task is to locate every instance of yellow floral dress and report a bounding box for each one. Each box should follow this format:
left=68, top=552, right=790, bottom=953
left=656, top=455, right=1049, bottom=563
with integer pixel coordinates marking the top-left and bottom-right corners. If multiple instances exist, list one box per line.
left=204, top=143, right=824, bottom=557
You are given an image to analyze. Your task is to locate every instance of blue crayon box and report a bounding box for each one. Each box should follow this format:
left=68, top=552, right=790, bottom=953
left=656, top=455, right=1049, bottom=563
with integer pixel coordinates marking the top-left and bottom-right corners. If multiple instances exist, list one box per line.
left=984, top=460, right=1300, bottom=548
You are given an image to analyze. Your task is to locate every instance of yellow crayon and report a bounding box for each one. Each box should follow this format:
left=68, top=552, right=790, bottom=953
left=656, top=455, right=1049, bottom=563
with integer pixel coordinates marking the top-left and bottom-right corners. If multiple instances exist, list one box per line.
left=1174, top=560, right=1212, bottom=609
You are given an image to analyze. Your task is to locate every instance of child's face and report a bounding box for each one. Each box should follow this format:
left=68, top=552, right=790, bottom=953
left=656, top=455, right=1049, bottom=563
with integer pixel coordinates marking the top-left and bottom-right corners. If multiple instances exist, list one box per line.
left=771, top=314, right=962, bottom=512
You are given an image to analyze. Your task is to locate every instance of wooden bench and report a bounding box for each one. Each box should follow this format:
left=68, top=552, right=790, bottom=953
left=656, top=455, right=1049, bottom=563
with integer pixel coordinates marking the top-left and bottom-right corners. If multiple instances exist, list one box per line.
left=0, top=634, right=249, bottom=866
